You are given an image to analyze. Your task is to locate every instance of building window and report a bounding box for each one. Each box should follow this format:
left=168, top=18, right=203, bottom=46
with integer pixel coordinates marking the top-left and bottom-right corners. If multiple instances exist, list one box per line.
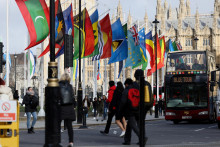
left=203, top=38, right=210, bottom=46
left=185, top=38, right=192, bottom=46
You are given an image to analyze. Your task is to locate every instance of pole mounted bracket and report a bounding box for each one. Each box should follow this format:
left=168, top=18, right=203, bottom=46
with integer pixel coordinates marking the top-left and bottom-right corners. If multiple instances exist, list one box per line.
left=47, top=62, right=59, bottom=87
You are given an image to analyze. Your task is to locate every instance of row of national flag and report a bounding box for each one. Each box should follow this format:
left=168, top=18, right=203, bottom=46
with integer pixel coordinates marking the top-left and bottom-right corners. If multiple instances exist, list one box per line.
left=15, top=0, right=182, bottom=79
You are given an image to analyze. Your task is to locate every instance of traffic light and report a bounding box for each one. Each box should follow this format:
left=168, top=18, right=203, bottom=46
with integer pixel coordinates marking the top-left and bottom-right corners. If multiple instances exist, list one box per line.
left=64, top=34, right=73, bottom=68
left=0, top=42, right=6, bottom=73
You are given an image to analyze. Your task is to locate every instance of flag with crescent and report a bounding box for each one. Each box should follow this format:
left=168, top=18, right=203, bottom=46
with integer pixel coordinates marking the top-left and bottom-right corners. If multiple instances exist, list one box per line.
left=15, top=0, right=50, bottom=50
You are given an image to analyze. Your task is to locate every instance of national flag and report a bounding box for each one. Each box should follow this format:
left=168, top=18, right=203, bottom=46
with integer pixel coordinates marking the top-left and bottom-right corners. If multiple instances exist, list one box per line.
left=172, top=41, right=178, bottom=51
left=159, top=36, right=166, bottom=66
left=74, top=8, right=95, bottom=59
left=129, top=24, right=139, bottom=46
left=145, top=31, right=154, bottom=76
left=132, top=28, right=148, bottom=70
left=108, top=19, right=128, bottom=64
left=15, top=0, right=50, bottom=50
left=97, top=60, right=101, bottom=80
left=118, top=60, right=123, bottom=78
left=124, top=30, right=142, bottom=68
left=55, top=3, right=74, bottom=58
left=38, top=0, right=65, bottom=58
left=3, top=54, right=12, bottom=80
left=73, top=59, right=78, bottom=81
left=26, top=50, right=36, bottom=80
left=148, top=35, right=162, bottom=75
left=87, top=9, right=99, bottom=58
left=177, top=42, right=182, bottom=50
left=92, top=14, right=112, bottom=60
left=169, top=39, right=175, bottom=52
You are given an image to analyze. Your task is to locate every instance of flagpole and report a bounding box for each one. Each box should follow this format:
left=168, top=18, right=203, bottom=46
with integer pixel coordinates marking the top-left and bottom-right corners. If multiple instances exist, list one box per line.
left=82, top=58, right=85, bottom=99
left=122, top=60, right=125, bottom=83
left=38, top=42, right=45, bottom=116
left=104, top=59, right=107, bottom=96
left=6, top=0, right=9, bottom=86
left=24, top=50, right=26, bottom=95
left=114, top=62, right=116, bottom=83
left=153, top=18, right=159, bottom=118
left=94, top=60, right=97, bottom=98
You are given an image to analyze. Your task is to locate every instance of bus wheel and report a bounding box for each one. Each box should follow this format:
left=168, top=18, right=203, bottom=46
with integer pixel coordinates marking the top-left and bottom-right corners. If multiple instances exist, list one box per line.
left=218, top=122, right=220, bottom=129
left=173, top=120, right=179, bottom=124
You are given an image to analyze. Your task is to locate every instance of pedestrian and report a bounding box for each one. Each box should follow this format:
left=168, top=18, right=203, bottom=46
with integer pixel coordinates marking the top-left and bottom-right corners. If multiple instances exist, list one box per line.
left=92, top=98, right=97, bottom=119
left=0, top=78, right=13, bottom=101
left=13, top=90, right=19, bottom=100
left=83, top=96, right=90, bottom=117
left=100, top=81, right=116, bottom=135
left=59, top=73, right=76, bottom=147
left=102, top=95, right=108, bottom=121
left=111, top=81, right=127, bottom=137
left=132, top=69, right=153, bottom=145
left=22, top=87, right=39, bottom=134
left=96, top=97, right=103, bottom=121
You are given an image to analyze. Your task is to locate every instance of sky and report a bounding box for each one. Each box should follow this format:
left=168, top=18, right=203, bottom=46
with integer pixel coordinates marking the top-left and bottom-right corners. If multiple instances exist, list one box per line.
left=0, top=0, right=215, bottom=55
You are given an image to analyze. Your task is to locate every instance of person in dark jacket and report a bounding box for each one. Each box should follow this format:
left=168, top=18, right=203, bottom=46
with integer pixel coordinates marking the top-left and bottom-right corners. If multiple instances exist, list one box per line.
left=59, top=73, right=76, bottom=147
left=13, top=90, right=19, bottom=100
left=96, top=97, right=104, bottom=121
left=102, top=95, right=108, bottom=120
left=111, top=81, right=127, bottom=137
left=92, top=98, right=98, bottom=119
left=83, top=96, right=90, bottom=117
left=100, top=81, right=116, bottom=135
left=22, top=87, right=39, bottom=134
left=158, top=99, right=163, bottom=116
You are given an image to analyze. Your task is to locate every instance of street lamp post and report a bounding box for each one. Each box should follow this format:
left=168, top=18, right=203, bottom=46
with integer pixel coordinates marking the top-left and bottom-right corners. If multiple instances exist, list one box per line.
left=194, top=37, right=199, bottom=50
left=14, top=54, right=17, bottom=91
left=44, top=0, right=62, bottom=146
left=153, top=18, right=159, bottom=118
left=77, top=0, right=83, bottom=124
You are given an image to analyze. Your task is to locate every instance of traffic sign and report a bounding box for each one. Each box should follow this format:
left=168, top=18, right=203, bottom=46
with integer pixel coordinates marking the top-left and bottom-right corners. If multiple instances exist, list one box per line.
left=0, top=100, right=17, bottom=122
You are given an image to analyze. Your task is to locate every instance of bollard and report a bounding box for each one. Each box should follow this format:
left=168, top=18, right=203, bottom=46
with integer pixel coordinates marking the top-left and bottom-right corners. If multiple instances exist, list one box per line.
left=139, top=76, right=145, bottom=147
left=79, top=107, right=88, bottom=129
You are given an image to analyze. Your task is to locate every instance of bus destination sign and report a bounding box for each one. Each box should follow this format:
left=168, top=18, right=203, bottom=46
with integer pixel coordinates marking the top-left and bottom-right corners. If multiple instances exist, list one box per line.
left=173, top=77, right=193, bottom=83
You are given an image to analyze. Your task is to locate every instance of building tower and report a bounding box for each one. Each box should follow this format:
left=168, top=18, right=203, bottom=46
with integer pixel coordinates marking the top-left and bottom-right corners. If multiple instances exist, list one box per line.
left=186, top=0, right=191, bottom=16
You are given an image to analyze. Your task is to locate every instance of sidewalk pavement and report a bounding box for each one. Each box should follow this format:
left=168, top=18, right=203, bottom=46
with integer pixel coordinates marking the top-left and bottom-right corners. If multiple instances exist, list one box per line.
left=19, top=113, right=165, bottom=130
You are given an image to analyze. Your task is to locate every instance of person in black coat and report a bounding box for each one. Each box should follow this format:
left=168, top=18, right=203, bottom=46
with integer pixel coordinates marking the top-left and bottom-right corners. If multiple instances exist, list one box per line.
left=59, top=73, right=76, bottom=147
left=22, top=87, right=39, bottom=134
left=92, top=98, right=98, bottom=119
left=111, top=81, right=127, bottom=137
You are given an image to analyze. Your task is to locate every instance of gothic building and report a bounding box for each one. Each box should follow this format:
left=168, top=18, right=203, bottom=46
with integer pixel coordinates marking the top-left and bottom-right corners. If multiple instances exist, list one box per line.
left=41, top=0, right=220, bottom=97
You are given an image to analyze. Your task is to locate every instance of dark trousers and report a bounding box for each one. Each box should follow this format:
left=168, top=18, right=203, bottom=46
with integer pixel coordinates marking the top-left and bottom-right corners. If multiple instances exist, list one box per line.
left=62, top=119, right=74, bottom=143
left=104, top=110, right=116, bottom=133
left=124, top=114, right=140, bottom=143
left=93, top=108, right=97, bottom=117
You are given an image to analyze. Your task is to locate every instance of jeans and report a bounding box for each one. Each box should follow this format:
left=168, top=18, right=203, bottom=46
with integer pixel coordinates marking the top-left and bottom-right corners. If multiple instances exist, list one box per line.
left=103, top=108, right=108, bottom=119
left=26, top=112, right=37, bottom=129
left=104, top=110, right=116, bottom=133
left=124, top=114, right=140, bottom=143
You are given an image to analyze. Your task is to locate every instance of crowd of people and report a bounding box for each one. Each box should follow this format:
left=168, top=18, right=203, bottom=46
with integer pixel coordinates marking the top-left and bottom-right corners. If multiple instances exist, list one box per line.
left=0, top=68, right=155, bottom=146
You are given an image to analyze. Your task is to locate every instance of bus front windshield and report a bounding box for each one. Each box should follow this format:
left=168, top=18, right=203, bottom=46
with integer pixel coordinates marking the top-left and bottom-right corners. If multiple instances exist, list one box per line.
left=166, top=84, right=208, bottom=108
left=166, top=52, right=207, bottom=72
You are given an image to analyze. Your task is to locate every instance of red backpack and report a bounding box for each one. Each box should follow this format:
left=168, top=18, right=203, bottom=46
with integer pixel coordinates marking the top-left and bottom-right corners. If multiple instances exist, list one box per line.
left=128, top=88, right=140, bottom=110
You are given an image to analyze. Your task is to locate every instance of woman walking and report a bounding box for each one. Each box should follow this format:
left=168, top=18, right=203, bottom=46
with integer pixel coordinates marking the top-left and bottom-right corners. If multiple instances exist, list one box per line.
left=111, top=82, right=127, bottom=137
left=59, top=73, right=76, bottom=147
left=96, top=97, right=104, bottom=121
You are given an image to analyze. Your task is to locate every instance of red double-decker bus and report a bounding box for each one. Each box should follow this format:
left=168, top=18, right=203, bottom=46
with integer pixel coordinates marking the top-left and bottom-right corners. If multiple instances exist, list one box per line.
left=164, top=50, right=218, bottom=124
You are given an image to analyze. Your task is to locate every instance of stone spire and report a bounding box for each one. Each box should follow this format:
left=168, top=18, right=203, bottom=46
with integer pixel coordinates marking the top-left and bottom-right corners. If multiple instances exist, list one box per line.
left=144, top=10, right=148, bottom=31
left=127, top=10, right=132, bottom=28
left=156, top=0, right=162, bottom=20
left=168, top=5, right=173, bottom=20
left=214, top=0, right=220, bottom=16
left=179, top=0, right=186, bottom=18
left=117, top=0, right=123, bottom=22
left=112, top=13, right=116, bottom=23
left=177, top=12, right=182, bottom=34
left=164, top=0, right=168, bottom=10
left=186, top=0, right=191, bottom=16
left=195, top=9, right=200, bottom=33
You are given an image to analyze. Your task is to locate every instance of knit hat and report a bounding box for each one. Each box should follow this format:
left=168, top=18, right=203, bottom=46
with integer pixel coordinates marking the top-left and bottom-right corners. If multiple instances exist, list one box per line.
left=0, top=78, right=5, bottom=85
left=134, top=69, right=144, bottom=79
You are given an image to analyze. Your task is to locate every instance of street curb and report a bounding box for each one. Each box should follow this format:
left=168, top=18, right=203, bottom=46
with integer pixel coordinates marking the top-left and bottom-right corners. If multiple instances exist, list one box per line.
left=19, top=118, right=164, bottom=130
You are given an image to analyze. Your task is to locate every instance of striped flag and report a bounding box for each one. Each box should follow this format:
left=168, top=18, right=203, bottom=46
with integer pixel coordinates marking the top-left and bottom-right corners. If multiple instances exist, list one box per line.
left=73, top=59, right=78, bottom=81
left=29, top=51, right=35, bottom=79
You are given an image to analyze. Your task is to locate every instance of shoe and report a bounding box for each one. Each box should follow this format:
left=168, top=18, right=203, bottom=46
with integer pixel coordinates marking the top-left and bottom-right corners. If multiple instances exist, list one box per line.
left=61, top=129, right=64, bottom=133
left=122, top=142, right=130, bottom=145
left=30, top=127, right=35, bottom=133
left=67, top=143, right=73, bottom=147
left=93, top=117, right=96, bottom=119
left=100, top=131, right=108, bottom=135
left=120, top=131, right=125, bottom=137
left=96, top=119, right=98, bottom=121
left=136, top=137, right=148, bottom=145
left=28, top=129, right=32, bottom=134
